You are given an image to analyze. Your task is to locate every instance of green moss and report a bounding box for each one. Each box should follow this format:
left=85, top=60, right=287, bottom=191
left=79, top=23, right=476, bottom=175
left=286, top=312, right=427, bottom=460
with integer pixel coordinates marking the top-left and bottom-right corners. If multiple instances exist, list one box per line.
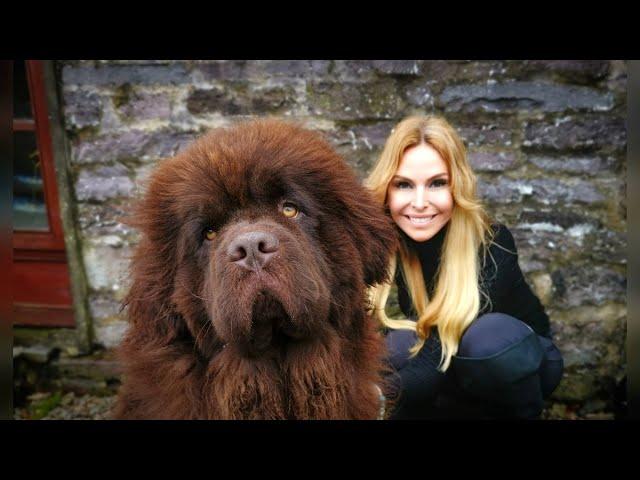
left=112, top=83, right=133, bottom=109
left=306, top=83, right=332, bottom=111
left=13, top=327, right=79, bottom=353
left=28, top=392, right=63, bottom=420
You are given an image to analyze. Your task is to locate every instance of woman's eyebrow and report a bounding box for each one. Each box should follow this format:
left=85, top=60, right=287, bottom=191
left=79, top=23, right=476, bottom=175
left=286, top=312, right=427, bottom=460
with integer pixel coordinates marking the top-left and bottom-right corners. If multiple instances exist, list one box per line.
left=392, top=173, right=449, bottom=182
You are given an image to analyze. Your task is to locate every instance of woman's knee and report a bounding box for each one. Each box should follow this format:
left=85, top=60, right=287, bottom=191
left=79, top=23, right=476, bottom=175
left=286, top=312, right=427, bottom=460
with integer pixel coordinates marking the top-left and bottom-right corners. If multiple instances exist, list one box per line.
left=458, top=313, right=534, bottom=359
left=453, top=313, right=563, bottom=417
left=454, top=313, right=546, bottom=411
left=537, top=336, right=564, bottom=398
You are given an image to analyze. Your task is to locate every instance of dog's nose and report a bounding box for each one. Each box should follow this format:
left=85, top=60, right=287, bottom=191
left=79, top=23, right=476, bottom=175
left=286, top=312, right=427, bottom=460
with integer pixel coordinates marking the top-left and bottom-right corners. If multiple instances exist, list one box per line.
left=227, top=231, right=279, bottom=271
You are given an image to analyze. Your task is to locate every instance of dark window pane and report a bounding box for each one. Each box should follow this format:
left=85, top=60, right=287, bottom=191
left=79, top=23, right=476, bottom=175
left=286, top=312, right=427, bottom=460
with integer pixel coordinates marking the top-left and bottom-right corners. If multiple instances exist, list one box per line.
left=13, top=131, right=49, bottom=231
left=13, top=60, right=33, bottom=119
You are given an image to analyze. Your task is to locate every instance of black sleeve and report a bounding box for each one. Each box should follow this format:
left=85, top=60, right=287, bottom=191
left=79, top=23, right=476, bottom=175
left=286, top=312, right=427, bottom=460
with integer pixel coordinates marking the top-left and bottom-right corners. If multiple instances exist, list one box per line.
left=489, top=225, right=551, bottom=338
left=389, top=328, right=446, bottom=418
left=395, top=264, right=416, bottom=320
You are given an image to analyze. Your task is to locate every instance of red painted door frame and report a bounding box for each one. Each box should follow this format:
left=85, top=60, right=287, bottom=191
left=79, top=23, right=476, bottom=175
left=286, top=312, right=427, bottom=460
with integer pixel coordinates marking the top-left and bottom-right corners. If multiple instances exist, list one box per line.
left=13, top=60, right=74, bottom=327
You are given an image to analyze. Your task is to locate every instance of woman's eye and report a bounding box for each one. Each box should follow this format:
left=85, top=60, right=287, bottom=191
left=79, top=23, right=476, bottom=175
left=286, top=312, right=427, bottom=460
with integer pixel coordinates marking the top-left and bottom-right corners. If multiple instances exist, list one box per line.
left=396, top=181, right=411, bottom=190
left=430, top=179, right=448, bottom=189
left=204, top=227, right=217, bottom=241
left=282, top=202, right=299, bottom=218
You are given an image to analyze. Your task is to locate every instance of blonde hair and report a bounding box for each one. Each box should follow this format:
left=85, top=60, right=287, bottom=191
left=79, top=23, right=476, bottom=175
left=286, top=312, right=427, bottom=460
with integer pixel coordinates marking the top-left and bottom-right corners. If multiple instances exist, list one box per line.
left=365, top=115, right=494, bottom=372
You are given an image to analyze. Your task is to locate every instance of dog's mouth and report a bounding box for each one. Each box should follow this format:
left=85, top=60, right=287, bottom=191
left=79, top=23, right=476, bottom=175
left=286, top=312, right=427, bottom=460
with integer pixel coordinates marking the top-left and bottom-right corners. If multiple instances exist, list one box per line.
left=244, top=291, right=298, bottom=357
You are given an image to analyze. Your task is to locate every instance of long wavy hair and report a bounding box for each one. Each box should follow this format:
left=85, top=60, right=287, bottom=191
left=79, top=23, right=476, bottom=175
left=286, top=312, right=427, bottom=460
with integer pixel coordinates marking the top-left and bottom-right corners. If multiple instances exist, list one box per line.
left=365, top=115, right=494, bottom=372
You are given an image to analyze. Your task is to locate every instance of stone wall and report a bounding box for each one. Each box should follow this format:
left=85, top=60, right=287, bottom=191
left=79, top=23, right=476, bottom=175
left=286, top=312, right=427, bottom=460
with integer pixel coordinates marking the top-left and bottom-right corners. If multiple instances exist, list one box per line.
left=54, top=60, right=626, bottom=416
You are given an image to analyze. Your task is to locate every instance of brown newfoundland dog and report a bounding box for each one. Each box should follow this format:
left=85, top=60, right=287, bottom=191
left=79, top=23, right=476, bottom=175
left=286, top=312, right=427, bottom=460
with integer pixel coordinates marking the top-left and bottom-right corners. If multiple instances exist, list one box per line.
left=113, top=119, right=397, bottom=419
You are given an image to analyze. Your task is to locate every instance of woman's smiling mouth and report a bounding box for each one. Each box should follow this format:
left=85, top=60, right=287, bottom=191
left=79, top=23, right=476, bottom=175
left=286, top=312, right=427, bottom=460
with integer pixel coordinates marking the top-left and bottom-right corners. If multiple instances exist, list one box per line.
left=406, top=214, right=437, bottom=225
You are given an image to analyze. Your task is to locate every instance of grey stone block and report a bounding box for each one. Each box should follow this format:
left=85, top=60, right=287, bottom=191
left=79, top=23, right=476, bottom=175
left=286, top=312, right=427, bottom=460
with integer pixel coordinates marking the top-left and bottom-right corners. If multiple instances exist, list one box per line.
left=72, top=129, right=199, bottom=164
left=82, top=242, right=132, bottom=292
left=76, top=202, right=136, bottom=238
left=458, top=123, right=515, bottom=148
left=478, top=177, right=605, bottom=205
left=187, top=84, right=298, bottom=115
left=518, top=210, right=600, bottom=230
left=439, top=81, right=614, bottom=113
left=75, top=164, right=135, bottom=202
left=192, top=60, right=331, bottom=81
left=371, top=60, right=422, bottom=76
left=519, top=60, right=610, bottom=84
left=551, top=266, right=626, bottom=308
left=469, top=151, right=517, bottom=172
left=94, top=321, right=129, bottom=349
left=63, top=89, right=103, bottom=129
left=523, top=115, right=626, bottom=152
left=115, top=90, right=172, bottom=122
left=62, top=64, right=191, bottom=86
left=89, top=293, right=124, bottom=321
left=327, top=122, right=395, bottom=152
left=404, top=85, right=435, bottom=108
left=307, top=80, right=405, bottom=120
left=422, top=60, right=505, bottom=84
left=527, top=155, right=618, bottom=174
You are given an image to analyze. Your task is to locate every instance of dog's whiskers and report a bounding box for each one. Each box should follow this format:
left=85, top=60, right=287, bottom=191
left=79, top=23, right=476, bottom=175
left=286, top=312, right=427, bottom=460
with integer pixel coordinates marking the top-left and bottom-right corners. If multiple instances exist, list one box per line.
left=193, top=319, right=214, bottom=356
left=178, top=278, right=209, bottom=302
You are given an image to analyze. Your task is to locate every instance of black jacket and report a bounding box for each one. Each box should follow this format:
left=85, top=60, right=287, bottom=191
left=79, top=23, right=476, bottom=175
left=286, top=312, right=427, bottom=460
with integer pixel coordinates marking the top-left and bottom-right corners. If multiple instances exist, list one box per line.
left=389, top=223, right=551, bottom=417
left=395, top=223, right=551, bottom=337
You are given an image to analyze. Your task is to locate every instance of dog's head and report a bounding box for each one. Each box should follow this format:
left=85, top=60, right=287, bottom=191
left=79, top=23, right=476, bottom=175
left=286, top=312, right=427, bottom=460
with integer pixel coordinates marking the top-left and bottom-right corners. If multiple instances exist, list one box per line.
left=126, top=119, right=397, bottom=358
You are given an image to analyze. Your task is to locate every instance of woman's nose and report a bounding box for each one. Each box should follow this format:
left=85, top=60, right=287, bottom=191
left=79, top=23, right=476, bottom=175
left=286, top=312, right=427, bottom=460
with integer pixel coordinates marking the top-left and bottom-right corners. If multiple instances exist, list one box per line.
left=411, top=186, right=427, bottom=209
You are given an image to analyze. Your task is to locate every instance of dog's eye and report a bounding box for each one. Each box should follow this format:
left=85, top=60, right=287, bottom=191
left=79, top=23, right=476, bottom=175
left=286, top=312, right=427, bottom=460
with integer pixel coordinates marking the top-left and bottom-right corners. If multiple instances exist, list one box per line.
left=282, top=202, right=299, bottom=219
left=204, top=227, right=217, bottom=241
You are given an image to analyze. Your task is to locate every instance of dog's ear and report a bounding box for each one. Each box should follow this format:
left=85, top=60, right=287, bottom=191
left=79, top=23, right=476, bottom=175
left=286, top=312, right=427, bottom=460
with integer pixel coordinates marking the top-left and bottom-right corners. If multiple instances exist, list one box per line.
left=341, top=185, right=399, bottom=287
left=120, top=157, right=190, bottom=343
left=357, top=198, right=398, bottom=287
left=306, top=145, right=398, bottom=287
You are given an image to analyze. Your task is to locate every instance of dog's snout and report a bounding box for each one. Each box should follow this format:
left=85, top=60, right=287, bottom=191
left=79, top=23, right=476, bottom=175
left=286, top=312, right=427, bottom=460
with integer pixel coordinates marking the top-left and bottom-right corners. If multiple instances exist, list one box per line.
left=227, top=231, right=279, bottom=271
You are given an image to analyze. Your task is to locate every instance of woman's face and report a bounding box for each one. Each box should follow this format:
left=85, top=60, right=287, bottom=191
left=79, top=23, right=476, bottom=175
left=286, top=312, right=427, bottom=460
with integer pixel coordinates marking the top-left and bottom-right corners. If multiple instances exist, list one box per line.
left=386, top=143, right=454, bottom=243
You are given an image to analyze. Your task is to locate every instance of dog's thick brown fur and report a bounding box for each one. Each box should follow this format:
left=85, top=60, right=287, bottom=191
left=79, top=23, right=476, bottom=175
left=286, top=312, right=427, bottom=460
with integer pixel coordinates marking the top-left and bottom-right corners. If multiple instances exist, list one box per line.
left=113, top=119, right=397, bottom=419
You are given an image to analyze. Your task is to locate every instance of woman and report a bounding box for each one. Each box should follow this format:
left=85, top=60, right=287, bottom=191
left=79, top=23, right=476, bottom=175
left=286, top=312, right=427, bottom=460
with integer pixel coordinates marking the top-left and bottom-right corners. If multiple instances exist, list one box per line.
left=366, top=115, right=564, bottom=419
